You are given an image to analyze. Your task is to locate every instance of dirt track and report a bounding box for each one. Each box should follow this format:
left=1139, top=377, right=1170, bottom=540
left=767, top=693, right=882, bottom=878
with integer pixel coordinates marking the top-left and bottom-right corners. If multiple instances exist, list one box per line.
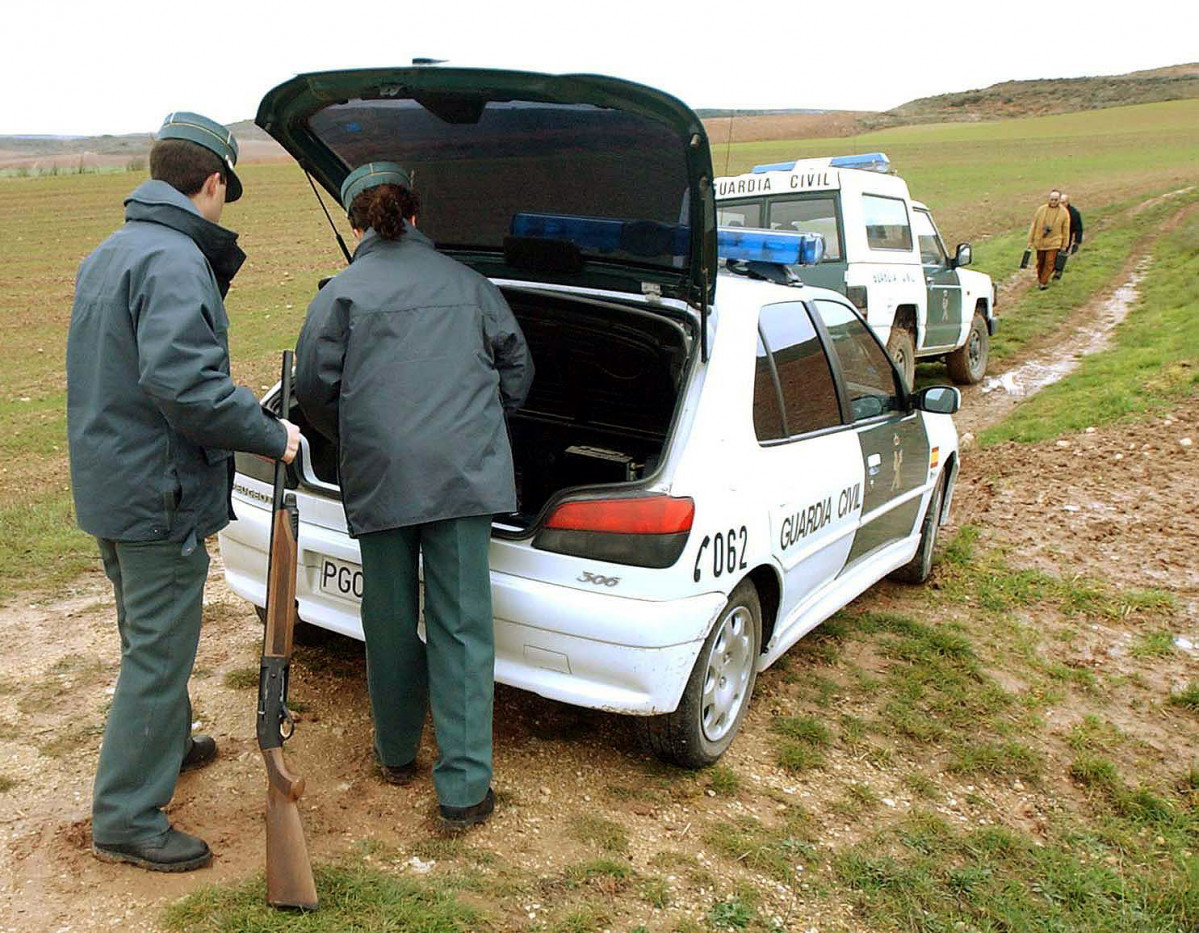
left=1, top=208, right=1197, bottom=932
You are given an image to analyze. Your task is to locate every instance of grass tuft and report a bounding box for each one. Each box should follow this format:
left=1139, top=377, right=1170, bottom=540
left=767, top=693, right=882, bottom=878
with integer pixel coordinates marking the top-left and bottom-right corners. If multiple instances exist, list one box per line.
left=569, top=815, right=630, bottom=855
left=163, top=862, right=478, bottom=932
left=222, top=667, right=259, bottom=690
left=1168, top=683, right=1199, bottom=713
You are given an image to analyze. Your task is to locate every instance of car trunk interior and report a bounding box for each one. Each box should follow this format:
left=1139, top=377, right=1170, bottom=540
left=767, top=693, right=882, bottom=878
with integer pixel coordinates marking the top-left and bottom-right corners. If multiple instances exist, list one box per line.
left=286, top=286, right=693, bottom=533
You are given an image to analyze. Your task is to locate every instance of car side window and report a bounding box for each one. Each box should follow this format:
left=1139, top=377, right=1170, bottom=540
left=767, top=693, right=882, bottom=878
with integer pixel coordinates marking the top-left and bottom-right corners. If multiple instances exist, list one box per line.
left=862, top=194, right=913, bottom=251
left=753, top=302, right=842, bottom=443
left=813, top=299, right=903, bottom=422
left=912, top=209, right=947, bottom=266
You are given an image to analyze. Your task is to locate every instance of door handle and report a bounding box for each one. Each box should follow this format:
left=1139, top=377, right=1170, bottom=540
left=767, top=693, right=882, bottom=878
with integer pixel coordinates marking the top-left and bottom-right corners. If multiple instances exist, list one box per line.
left=867, top=453, right=882, bottom=476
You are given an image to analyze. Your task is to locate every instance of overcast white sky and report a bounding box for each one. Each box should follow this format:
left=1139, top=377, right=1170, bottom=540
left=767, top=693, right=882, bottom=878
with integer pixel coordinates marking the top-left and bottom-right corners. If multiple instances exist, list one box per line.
left=3, top=0, right=1194, bottom=135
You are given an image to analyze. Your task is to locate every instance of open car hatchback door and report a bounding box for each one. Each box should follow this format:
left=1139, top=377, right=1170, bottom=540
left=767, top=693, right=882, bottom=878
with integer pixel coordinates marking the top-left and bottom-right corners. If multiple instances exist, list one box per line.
left=256, top=67, right=717, bottom=307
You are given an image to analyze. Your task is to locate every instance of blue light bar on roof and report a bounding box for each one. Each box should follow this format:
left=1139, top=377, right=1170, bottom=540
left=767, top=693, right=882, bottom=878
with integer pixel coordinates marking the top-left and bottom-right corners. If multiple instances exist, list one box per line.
left=718, top=227, right=825, bottom=266
left=828, top=152, right=890, bottom=172
left=510, top=212, right=690, bottom=258
left=751, top=160, right=798, bottom=174
left=751, top=152, right=891, bottom=174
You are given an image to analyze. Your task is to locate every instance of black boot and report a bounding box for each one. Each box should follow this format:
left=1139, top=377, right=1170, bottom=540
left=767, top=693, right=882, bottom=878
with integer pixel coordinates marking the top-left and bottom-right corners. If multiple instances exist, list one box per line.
left=380, top=760, right=419, bottom=786
left=93, top=827, right=212, bottom=872
left=180, top=735, right=218, bottom=772
left=439, top=788, right=495, bottom=831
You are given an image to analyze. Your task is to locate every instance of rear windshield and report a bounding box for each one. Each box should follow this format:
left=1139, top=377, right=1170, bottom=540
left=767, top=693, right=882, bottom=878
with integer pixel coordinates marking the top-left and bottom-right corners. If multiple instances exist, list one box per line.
left=767, top=196, right=842, bottom=262
left=717, top=200, right=763, bottom=229
left=309, top=99, right=693, bottom=269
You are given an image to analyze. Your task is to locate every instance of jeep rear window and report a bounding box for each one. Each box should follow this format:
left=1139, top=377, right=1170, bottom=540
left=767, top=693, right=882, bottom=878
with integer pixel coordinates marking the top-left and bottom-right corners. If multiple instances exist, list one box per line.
left=308, top=99, right=693, bottom=268
left=862, top=194, right=913, bottom=252
left=766, top=197, right=842, bottom=262
left=716, top=201, right=762, bottom=229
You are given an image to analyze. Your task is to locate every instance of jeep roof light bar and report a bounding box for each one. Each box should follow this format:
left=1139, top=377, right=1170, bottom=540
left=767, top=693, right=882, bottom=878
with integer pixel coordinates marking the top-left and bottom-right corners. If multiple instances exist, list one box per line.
left=751, top=152, right=890, bottom=174
left=717, top=228, right=825, bottom=266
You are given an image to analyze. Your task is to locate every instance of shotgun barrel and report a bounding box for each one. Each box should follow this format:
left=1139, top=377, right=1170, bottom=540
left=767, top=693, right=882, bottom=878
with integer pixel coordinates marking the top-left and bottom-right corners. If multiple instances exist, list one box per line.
left=256, top=350, right=318, bottom=909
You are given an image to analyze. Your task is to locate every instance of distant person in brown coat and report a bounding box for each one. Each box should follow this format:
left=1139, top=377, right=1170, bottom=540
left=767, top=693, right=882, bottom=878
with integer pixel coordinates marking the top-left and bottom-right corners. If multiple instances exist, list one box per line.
left=1061, top=193, right=1083, bottom=253
left=1027, top=189, right=1071, bottom=289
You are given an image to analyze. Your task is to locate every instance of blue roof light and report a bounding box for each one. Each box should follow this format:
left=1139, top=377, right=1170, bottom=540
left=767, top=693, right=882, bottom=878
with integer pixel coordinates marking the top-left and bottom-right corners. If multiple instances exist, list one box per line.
left=718, top=228, right=825, bottom=266
left=510, top=212, right=690, bottom=257
left=750, top=151, right=891, bottom=175
left=751, top=160, right=798, bottom=174
left=828, top=152, right=890, bottom=172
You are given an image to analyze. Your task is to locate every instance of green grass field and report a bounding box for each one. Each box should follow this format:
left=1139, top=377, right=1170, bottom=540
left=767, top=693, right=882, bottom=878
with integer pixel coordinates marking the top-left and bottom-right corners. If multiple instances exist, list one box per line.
left=714, top=99, right=1199, bottom=244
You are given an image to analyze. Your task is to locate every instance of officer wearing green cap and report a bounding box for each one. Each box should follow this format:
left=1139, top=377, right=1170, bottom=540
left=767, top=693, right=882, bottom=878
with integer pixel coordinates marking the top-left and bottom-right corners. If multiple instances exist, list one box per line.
left=67, top=111, right=301, bottom=871
left=295, top=161, right=532, bottom=830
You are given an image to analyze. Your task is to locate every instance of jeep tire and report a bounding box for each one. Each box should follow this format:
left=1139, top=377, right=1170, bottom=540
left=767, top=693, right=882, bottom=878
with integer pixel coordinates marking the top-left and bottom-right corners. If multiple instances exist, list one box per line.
left=946, top=311, right=989, bottom=385
left=886, top=326, right=916, bottom=390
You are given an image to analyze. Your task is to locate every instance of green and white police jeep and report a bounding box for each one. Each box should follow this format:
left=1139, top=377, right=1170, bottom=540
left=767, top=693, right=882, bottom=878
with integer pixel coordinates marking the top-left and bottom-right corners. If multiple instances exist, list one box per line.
left=715, top=153, right=996, bottom=386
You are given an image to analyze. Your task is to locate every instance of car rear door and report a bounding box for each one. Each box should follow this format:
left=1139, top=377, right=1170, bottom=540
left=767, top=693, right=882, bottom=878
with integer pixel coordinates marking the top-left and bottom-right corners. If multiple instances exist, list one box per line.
left=746, top=301, right=863, bottom=636
left=811, top=298, right=930, bottom=568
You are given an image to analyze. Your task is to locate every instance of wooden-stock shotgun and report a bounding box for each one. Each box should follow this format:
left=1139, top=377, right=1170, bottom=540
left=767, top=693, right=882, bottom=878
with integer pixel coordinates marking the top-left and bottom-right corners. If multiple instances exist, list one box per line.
left=256, top=350, right=318, bottom=909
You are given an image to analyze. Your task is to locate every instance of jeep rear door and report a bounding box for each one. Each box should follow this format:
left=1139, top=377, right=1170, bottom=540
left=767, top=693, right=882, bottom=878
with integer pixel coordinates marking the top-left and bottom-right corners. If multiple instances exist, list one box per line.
left=913, top=208, right=963, bottom=349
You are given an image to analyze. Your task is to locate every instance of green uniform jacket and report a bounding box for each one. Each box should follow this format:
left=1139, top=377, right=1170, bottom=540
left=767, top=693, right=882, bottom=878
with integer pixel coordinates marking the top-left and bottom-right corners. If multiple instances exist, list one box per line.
left=295, top=225, right=534, bottom=536
left=67, top=180, right=287, bottom=544
left=1028, top=203, right=1071, bottom=251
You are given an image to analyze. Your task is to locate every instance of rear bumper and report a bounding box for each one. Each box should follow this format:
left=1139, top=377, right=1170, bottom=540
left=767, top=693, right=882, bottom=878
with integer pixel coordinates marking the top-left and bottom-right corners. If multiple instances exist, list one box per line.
left=219, top=498, right=723, bottom=715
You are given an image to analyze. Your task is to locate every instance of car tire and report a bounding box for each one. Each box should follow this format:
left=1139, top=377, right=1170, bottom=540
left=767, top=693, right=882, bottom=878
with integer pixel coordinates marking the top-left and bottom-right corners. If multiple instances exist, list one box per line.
left=886, top=326, right=916, bottom=390
left=946, top=311, right=989, bottom=385
left=637, top=579, right=761, bottom=768
left=889, top=473, right=945, bottom=584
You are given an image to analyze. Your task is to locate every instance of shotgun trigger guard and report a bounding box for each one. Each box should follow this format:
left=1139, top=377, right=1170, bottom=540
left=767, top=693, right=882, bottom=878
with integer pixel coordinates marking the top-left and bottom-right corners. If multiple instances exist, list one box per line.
left=280, top=705, right=296, bottom=742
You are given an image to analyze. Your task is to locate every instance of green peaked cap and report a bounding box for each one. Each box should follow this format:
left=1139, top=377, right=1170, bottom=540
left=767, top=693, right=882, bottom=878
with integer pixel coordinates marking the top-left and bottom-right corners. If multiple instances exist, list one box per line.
left=157, top=111, right=242, bottom=202
left=340, top=162, right=413, bottom=212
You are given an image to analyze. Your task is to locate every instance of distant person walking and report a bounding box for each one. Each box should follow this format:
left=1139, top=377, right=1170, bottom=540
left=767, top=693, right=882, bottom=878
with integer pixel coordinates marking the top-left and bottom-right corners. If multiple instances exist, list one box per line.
left=1061, top=193, right=1083, bottom=253
left=67, top=112, right=301, bottom=872
left=1027, top=189, right=1071, bottom=289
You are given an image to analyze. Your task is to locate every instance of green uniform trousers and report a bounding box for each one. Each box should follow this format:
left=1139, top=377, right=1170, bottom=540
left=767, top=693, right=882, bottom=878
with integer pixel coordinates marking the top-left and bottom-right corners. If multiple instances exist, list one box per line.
left=92, top=537, right=209, bottom=844
left=358, top=515, right=494, bottom=808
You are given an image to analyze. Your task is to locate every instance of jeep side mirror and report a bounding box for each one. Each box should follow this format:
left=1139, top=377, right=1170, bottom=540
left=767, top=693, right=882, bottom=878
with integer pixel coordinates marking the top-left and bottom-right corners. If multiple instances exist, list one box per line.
left=954, top=243, right=973, bottom=267
left=916, top=385, right=961, bottom=415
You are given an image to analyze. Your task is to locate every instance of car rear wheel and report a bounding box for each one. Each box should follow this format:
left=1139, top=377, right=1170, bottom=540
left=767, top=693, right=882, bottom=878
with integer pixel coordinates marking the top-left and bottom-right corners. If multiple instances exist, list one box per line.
left=638, top=580, right=761, bottom=768
left=889, top=473, right=945, bottom=584
left=886, top=326, right=916, bottom=390
left=946, top=311, right=989, bottom=384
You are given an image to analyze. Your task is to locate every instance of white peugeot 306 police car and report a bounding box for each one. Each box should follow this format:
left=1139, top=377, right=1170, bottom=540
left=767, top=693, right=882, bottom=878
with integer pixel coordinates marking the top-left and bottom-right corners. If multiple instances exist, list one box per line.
left=221, top=68, right=960, bottom=766
left=716, top=153, right=997, bottom=388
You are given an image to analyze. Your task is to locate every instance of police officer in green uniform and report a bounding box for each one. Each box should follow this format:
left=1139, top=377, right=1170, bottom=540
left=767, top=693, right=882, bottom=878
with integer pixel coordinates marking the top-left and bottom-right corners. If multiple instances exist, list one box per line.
left=67, top=112, right=301, bottom=871
left=295, top=163, right=532, bottom=830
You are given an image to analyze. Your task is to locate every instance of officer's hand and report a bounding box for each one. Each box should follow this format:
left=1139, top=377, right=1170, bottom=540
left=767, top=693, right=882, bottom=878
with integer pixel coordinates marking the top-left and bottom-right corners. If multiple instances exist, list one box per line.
left=279, top=419, right=302, bottom=464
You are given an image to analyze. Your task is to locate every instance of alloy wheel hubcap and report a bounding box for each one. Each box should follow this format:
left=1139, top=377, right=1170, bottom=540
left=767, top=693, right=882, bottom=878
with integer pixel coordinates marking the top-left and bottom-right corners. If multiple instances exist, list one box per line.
left=700, top=606, right=753, bottom=743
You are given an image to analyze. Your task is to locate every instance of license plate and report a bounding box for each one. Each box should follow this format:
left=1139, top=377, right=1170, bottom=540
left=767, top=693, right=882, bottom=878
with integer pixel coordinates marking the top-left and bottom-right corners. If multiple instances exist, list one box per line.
left=318, top=556, right=363, bottom=603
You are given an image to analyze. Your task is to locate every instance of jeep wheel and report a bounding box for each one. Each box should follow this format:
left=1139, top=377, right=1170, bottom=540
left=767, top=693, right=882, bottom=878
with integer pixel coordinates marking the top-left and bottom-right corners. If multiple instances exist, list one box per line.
left=889, top=473, right=945, bottom=584
left=638, top=580, right=761, bottom=768
left=946, top=312, right=989, bottom=385
left=886, top=327, right=916, bottom=390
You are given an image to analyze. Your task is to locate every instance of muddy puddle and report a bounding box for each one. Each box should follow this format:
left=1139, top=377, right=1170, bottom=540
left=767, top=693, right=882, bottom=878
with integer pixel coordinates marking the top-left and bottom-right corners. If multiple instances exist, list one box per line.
left=956, top=263, right=1146, bottom=436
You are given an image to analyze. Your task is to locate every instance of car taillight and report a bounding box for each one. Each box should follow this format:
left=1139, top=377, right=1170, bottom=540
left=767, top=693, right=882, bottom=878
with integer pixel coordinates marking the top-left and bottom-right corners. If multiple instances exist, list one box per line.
left=845, top=285, right=868, bottom=311
left=534, top=495, right=694, bottom=568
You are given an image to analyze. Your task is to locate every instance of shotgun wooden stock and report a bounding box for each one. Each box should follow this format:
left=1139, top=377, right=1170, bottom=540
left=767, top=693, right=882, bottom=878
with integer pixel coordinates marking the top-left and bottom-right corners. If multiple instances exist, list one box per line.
left=256, top=350, right=318, bottom=910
